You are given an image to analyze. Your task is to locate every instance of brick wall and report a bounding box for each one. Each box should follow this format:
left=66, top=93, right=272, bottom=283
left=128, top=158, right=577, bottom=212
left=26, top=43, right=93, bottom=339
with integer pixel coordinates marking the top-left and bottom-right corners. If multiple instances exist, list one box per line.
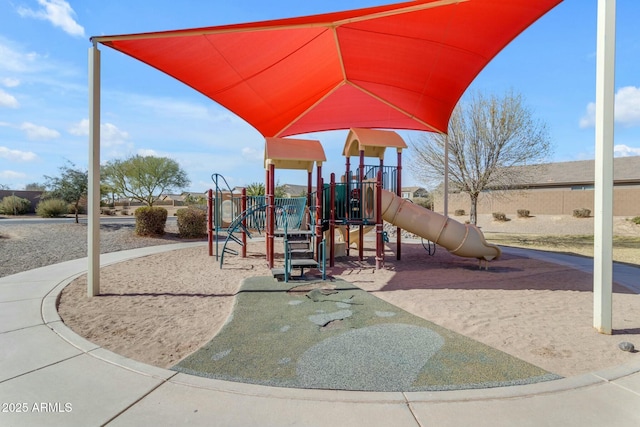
left=434, top=187, right=640, bottom=216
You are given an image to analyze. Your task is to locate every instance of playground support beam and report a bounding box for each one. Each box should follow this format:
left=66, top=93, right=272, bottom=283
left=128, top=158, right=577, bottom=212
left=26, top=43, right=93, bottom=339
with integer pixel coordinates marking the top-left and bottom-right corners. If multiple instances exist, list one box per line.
left=88, top=44, right=101, bottom=297
left=376, top=170, right=384, bottom=269
left=315, top=163, right=323, bottom=261
left=329, top=173, right=336, bottom=267
left=593, top=0, right=615, bottom=335
left=358, top=150, right=365, bottom=261
left=241, top=187, right=247, bottom=258
left=396, top=149, right=402, bottom=261
left=207, top=189, right=213, bottom=256
left=268, top=163, right=275, bottom=268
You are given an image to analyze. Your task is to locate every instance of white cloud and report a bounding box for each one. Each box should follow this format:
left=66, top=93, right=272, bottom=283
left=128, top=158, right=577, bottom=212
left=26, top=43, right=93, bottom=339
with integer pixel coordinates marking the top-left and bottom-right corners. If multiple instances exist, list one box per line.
left=1, top=77, right=20, bottom=87
left=0, top=170, right=27, bottom=180
left=20, top=122, right=60, bottom=140
left=615, top=86, right=640, bottom=126
left=242, top=147, right=262, bottom=162
left=614, top=144, right=640, bottom=157
left=0, top=89, right=19, bottom=108
left=580, top=86, right=640, bottom=128
left=0, top=38, right=40, bottom=73
left=0, top=146, right=37, bottom=162
left=69, top=119, right=129, bottom=147
left=137, top=149, right=159, bottom=157
left=17, top=0, right=85, bottom=37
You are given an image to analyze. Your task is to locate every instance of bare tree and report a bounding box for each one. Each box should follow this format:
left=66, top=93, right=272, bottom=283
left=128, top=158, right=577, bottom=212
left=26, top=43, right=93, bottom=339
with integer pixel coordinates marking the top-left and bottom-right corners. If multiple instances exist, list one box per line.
left=410, top=90, right=552, bottom=224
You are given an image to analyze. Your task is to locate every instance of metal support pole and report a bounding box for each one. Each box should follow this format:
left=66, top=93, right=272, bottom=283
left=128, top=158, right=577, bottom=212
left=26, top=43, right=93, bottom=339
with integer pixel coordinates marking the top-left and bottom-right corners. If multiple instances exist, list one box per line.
left=207, top=189, right=213, bottom=256
left=268, top=164, right=275, bottom=268
left=376, top=170, right=384, bottom=269
left=87, top=44, right=101, bottom=297
left=330, top=173, right=336, bottom=267
left=397, top=149, right=403, bottom=260
left=241, top=187, right=247, bottom=258
left=358, top=150, right=365, bottom=261
left=593, top=0, right=616, bottom=335
left=315, top=163, right=323, bottom=261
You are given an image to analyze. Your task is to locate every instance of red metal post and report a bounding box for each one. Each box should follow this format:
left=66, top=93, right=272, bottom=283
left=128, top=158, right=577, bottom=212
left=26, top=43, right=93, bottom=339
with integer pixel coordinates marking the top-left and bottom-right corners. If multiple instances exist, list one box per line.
left=307, top=170, right=312, bottom=215
left=329, top=173, right=336, bottom=267
left=207, top=188, right=213, bottom=257
left=358, top=150, right=365, bottom=261
left=376, top=170, right=384, bottom=269
left=315, top=163, right=323, bottom=261
left=345, top=156, right=350, bottom=256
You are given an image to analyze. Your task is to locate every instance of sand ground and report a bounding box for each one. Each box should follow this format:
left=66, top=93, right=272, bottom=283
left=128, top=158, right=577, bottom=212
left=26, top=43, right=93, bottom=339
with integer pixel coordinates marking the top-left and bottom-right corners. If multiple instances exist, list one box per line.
left=58, top=227, right=640, bottom=379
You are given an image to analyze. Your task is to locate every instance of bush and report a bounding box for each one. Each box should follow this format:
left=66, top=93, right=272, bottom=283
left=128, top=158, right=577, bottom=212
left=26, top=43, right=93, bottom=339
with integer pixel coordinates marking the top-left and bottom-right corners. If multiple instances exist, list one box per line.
left=631, top=216, right=640, bottom=225
left=454, top=209, right=465, bottom=216
left=36, top=198, right=68, bottom=218
left=135, top=206, right=168, bottom=236
left=492, top=212, right=508, bottom=222
left=176, top=207, right=207, bottom=238
left=413, top=197, right=433, bottom=210
left=517, top=209, right=530, bottom=218
left=573, top=208, right=591, bottom=218
left=0, top=195, right=31, bottom=215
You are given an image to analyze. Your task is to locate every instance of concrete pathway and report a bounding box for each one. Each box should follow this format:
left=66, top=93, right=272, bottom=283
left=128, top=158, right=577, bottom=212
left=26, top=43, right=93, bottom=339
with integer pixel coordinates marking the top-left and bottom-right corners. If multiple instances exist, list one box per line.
left=1, top=243, right=639, bottom=426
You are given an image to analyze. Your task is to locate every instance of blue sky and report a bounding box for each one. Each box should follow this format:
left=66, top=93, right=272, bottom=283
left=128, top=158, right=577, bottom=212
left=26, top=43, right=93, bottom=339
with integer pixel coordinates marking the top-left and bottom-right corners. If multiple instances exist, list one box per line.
left=1, top=0, right=639, bottom=192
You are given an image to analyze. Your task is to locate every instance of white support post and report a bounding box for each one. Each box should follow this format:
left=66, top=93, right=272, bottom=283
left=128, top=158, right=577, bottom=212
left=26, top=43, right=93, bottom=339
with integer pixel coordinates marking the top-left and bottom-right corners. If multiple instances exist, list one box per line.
left=593, top=0, right=616, bottom=334
left=443, top=134, right=449, bottom=217
left=88, top=44, right=101, bottom=297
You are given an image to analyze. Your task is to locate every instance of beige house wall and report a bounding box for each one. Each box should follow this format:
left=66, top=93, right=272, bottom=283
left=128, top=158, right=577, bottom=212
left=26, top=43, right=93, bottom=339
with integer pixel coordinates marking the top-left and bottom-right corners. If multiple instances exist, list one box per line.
left=434, top=187, right=640, bottom=217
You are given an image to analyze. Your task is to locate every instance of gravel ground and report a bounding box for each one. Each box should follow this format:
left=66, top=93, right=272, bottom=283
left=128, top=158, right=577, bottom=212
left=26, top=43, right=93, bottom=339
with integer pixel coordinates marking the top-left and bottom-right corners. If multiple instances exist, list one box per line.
left=2, top=213, right=638, bottom=278
left=0, top=219, right=193, bottom=278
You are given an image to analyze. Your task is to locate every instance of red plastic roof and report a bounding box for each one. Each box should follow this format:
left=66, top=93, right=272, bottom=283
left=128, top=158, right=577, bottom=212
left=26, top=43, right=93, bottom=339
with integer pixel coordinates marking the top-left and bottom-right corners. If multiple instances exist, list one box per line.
left=94, top=0, right=562, bottom=137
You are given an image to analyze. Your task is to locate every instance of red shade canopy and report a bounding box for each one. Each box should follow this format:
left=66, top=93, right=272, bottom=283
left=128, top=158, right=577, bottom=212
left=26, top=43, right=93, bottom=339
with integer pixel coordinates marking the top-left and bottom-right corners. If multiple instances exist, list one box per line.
left=94, top=0, right=562, bottom=138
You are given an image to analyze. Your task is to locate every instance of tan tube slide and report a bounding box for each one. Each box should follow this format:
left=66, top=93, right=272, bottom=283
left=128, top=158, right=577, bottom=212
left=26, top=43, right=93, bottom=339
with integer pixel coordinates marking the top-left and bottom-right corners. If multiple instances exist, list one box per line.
left=380, top=190, right=501, bottom=261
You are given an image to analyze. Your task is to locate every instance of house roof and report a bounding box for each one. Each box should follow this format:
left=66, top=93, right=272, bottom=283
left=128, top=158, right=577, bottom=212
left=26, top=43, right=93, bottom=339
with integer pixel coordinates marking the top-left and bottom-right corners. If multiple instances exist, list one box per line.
left=513, top=156, right=640, bottom=187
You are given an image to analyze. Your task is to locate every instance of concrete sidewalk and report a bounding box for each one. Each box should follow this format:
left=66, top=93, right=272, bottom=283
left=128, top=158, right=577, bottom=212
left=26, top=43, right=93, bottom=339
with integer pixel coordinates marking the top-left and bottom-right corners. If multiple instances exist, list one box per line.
left=1, top=243, right=639, bottom=426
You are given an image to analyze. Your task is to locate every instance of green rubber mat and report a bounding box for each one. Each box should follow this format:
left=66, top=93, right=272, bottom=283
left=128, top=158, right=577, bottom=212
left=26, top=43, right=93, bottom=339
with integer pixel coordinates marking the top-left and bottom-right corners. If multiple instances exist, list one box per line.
left=172, top=276, right=561, bottom=391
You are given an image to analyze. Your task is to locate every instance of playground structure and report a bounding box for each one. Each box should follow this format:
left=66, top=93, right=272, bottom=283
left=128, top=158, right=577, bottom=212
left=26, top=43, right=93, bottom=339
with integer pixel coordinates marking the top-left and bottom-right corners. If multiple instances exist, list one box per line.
left=207, top=128, right=501, bottom=278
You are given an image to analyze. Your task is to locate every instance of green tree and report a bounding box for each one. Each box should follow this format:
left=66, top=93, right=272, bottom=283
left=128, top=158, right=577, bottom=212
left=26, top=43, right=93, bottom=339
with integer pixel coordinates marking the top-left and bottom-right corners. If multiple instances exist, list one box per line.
left=246, top=182, right=265, bottom=196
left=44, top=162, right=88, bottom=223
left=102, top=155, right=190, bottom=207
left=410, top=90, right=552, bottom=225
left=24, top=182, right=46, bottom=191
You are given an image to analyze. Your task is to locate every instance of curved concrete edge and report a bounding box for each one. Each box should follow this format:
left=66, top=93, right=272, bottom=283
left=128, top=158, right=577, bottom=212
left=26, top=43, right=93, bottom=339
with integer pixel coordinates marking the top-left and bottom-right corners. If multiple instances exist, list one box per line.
left=35, top=242, right=640, bottom=405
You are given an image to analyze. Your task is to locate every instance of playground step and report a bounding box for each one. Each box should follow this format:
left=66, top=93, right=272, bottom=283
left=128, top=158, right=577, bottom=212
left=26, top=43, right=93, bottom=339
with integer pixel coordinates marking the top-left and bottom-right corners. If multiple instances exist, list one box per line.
left=226, top=233, right=245, bottom=246
left=290, top=259, right=318, bottom=268
left=223, top=247, right=239, bottom=256
left=290, top=258, right=319, bottom=276
left=289, top=249, right=314, bottom=259
left=288, top=241, right=311, bottom=250
left=271, top=268, right=285, bottom=278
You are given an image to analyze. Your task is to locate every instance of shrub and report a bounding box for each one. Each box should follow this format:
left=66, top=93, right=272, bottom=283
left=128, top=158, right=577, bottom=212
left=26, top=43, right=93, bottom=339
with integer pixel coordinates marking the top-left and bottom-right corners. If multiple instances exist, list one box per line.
left=573, top=208, right=591, bottom=218
left=135, top=206, right=168, bottom=236
left=413, top=197, right=433, bottom=210
left=492, top=212, right=508, bottom=222
left=0, top=195, right=31, bottom=215
left=454, top=209, right=465, bottom=216
left=631, top=216, right=640, bottom=225
left=517, top=209, right=530, bottom=218
left=36, top=198, right=68, bottom=218
left=176, top=207, right=207, bottom=238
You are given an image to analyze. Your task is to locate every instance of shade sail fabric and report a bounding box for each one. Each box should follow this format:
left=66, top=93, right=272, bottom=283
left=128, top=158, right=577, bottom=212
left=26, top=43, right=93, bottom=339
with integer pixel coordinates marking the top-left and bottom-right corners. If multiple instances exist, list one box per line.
left=94, top=0, right=562, bottom=138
